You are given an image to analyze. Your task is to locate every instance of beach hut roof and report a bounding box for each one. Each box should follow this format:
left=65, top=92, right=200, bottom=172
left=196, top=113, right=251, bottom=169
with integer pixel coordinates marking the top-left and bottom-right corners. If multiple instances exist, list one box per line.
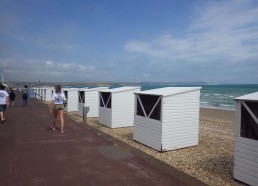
left=78, top=87, right=107, bottom=92
left=99, top=86, right=140, bottom=94
left=234, top=92, right=258, bottom=101
left=76, top=87, right=88, bottom=91
left=46, top=86, right=54, bottom=89
left=62, top=88, right=79, bottom=91
left=134, top=87, right=202, bottom=97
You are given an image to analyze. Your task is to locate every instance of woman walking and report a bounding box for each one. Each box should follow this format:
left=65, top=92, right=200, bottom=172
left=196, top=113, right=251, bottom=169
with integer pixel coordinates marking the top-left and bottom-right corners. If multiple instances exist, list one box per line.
left=49, top=85, right=67, bottom=133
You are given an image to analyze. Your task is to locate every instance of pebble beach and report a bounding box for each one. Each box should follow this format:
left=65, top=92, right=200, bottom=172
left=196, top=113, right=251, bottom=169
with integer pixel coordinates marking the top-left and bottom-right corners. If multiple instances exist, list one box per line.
left=63, top=107, right=247, bottom=186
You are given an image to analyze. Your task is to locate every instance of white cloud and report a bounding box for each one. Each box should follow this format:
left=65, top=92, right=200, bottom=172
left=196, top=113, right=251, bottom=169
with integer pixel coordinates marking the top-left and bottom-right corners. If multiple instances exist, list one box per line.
left=46, top=60, right=54, bottom=66
left=124, top=0, right=258, bottom=63
left=33, top=37, right=77, bottom=52
left=1, top=59, right=96, bottom=82
left=124, top=41, right=151, bottom=53
left=143, top=73, right=150, bottom=78
left=1, top=0, right=258, bottom=83
left=190, top=0, right=258, bottom=31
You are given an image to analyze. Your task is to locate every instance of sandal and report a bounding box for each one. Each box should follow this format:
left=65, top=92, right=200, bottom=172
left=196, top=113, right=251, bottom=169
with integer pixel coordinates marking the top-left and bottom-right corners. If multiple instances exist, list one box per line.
left=59, top=130, right=64, bottom=134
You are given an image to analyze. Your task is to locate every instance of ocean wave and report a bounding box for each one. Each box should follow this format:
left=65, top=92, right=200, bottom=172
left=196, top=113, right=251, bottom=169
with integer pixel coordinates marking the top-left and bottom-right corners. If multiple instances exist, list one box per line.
left=218, top=96, right=226, bottom=99
left=213, top=93, right=221, bottom=96
left=200, top=105, right=235, bottom=111
left=220, top=104, right=234, bottom=108
left=200, top=101, right=209, bottom=104
left=202, top=94, right=210, bottom=97
left=200, top=101, right=235, bottom=110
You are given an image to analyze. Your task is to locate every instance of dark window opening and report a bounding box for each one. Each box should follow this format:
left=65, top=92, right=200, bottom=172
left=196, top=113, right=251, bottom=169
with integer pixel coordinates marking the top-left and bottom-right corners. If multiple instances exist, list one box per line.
left=100, top=94, right=104, bottom=107
left=78, top=91, right=85, bottom=103
left=64, top=91, right=68, bottom=99
left=241, top=102, right=258, bottom=140
left=100, top=92, right=111, bottom=108
left=107, top=95, right=111, bottom=108
left=136, top=98, right=145, bottom=117
left=149, top=100, right=161, bottom=120
left=136, top=94, right=161, bottom=121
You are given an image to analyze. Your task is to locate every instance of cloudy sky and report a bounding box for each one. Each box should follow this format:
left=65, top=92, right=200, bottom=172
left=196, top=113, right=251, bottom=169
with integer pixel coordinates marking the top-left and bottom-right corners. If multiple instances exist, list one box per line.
left=1, top=0, right=258, bottom=84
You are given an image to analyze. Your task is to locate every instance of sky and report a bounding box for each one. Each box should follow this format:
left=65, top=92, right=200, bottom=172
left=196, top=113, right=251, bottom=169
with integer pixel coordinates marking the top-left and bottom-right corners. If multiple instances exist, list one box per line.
left=1, top=0, right=258, bottom=84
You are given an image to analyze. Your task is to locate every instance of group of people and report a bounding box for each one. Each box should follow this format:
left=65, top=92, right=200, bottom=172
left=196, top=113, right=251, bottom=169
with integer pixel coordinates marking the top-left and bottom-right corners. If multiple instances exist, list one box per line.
left=0, top=84, right=67, bottom=134
left=0, top=84, right=29, bottom=123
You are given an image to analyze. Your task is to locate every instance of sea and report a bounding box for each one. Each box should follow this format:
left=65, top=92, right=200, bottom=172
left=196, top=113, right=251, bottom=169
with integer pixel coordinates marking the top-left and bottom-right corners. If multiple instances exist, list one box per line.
left=64, top=83, right=258, bottom=111
left=140, top=84, right=258, bottom=111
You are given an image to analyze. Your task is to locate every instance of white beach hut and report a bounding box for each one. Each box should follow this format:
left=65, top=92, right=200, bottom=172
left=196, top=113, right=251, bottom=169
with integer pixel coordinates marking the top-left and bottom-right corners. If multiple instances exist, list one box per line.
left=32, top=87, right=47, bottom=100
left=99, top=86, right=141, bottom=128
left=41, top=87, right=48, bottom=101
left=40, top=88, right=44, bottom=99
left=29, top=87, right=37, bottom=98
left=44, top=87, right=54, bottom=102
left=40, top=87, right=50, bottom=101
left=35, top=88, right=41, bottom=99
left=133, top=87, right=202, bottom=152
left=40, top=87, right=45, bottom=100
left=63, top=88, right=82, bottom=112
left=33, top=88, right=38, bottom=99
left=30, top=87, right=37, bottom=93
left=37, top=88, right=44, bottom=100
left=233, top=92, right=258, bottom=186
left=78, top=87, right=109, bottom=117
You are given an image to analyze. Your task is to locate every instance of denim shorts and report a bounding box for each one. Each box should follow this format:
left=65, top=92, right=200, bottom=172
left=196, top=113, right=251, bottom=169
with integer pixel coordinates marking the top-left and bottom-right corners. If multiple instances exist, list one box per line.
left=53, top=104, right=64, bottom=110
left=0, top=105, right=7, bottom=112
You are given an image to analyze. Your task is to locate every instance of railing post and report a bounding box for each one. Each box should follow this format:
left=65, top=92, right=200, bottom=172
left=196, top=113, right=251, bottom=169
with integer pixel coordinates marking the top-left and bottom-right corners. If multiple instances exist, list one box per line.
left=83, top=107, right=90, bottom=123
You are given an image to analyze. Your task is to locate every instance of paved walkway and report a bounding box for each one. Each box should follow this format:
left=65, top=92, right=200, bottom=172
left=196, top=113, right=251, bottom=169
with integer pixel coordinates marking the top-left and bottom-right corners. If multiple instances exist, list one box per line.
left=0, top=94, right=207, bottom=186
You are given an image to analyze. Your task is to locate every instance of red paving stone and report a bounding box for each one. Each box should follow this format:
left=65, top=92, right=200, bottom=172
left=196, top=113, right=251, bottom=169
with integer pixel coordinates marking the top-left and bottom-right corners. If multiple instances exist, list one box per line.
left=0, top=94, right=207, bottom=186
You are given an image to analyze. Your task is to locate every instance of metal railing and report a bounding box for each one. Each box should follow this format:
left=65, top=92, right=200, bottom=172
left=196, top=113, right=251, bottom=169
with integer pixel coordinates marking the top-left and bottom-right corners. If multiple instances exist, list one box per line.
left=34, top=93, right=44, bottom=101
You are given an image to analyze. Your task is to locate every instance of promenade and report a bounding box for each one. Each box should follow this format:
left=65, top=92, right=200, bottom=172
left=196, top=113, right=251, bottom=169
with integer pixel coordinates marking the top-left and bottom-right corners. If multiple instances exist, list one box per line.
left=0, top=94, right=206, bottom=186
